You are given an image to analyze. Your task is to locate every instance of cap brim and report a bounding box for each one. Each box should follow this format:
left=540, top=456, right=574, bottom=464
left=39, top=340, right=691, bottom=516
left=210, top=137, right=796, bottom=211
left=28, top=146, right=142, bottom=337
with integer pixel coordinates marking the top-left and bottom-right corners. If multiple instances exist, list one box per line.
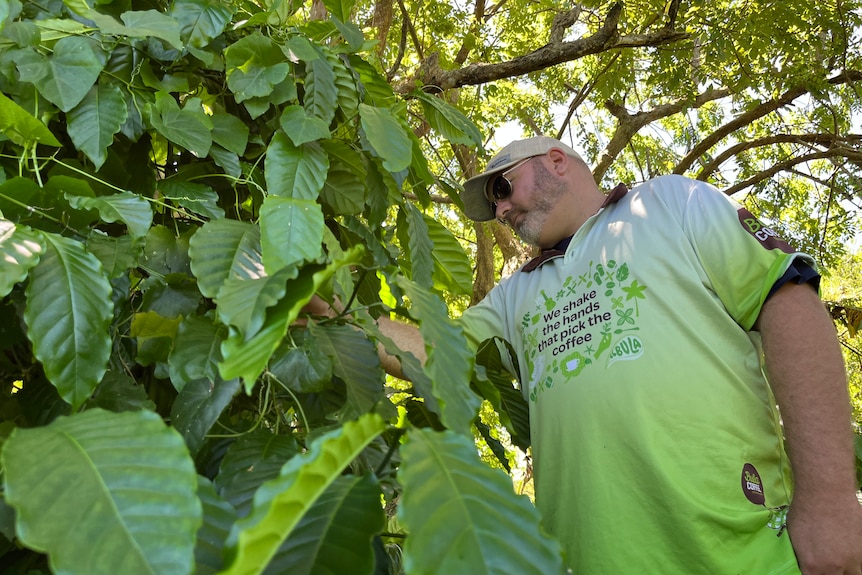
left=460, top=157, right=524, bottom=221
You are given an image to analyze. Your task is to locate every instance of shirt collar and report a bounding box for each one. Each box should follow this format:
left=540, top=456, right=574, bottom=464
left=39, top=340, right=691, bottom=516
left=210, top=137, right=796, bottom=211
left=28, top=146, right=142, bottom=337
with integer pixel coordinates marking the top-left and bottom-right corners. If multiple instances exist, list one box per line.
left=521, top=183, right=629, bottom=273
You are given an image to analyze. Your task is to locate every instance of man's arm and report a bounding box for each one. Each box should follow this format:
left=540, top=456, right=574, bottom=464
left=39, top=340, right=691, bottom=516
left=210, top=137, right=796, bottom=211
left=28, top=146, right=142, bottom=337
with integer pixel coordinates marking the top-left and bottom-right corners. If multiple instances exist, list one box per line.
left=302, top=295, right=425, bottom=379
left=756, top=281, right=862, bottom=574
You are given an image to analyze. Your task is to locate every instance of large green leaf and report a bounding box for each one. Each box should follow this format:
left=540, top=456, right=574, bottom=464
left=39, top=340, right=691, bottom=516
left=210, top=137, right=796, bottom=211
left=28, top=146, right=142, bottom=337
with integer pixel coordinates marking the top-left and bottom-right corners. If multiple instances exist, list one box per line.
left=264, top=131, right=329, bottom=199
left=171, top=376, right=241, bottom=456
left=359, top=104, right=411, bottom=173
left=397, top=278, right=479, bottom=435
left=402, top=203, right=434, bottom=289
left=219, top=246, right=363, bottom=390
left=124, top=9, right=183, bottom=47
left=309, top=322, right=385, bottom=420
left=303, top=56, right=337, bottom=126
left=424, top=213, right=473, bottom=295
left=66, top=191, right=153, bottom=239
left=211, top=112, right=249, bottom=155
left=189, top=219, right=264, bottom=299
left=218, top=266, right=318, bottom=391
left=88, top=10, right=182, bottom=49
left=319, top=141, right=366, bottom=215
left=411, top=90, right=483, bottom=147
left=196, top=476, right=238, bottom=575
left=321, top=0, right=354, bottom=23
left=216, top=265, right=298, bottom=338
left=264, top=474, right=384, bottom=575
left=277, top=106, right=331, bottom=146
left=1, top=409, right=202, bottom=575
left=66, top=83, right=127, bottom=169
left=214, top=429, right=299, bottom=518
left=0, top=220, right=45, bottom=298
left=260, top=196, right=325, bottom=273
left=171, top=0, right=234, bottom=48
left=23, top=232, right=113, bottom=410
left=0, top=92, right=61, bottom=147
left=399, top=429, right=566, bottom=575
left=221, top=414, right=386, bottom=575
left=15, top=36, right=105, bottom=112
left=151, top=93, right=213, bottom=157
left=329, top=50, right=358, bottom=121
left=225, top=32, right=291, bottom=103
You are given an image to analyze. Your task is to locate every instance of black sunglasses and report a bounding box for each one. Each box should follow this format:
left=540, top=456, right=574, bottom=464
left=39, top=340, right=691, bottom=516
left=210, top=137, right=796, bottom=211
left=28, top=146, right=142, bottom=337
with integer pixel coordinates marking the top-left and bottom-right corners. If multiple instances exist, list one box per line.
left=486, top=157, right=534, bottom=212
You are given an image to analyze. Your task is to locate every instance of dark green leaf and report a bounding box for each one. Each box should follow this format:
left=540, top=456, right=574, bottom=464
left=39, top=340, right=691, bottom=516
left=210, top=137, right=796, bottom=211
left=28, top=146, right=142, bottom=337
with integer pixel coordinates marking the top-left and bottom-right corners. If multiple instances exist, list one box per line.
left=88, top=370, right=156, bottom=413
left=216, top=265, right=298, bottom=338
left=402, top=204, right=434, bottom=289
left=151, top=93, right=213, bottom=157
left=15, top=36, right=104, bottom=112
left=195, top=476, right=237, bottom=575
left=304, top=56, right=337, bottom=126
left=309, top=322, right=385, bottom=419
left=397, top=278, right=479, bottom=435
left=265, top=474, right=384, bottom=575
left=171, top=376, right=241, bottom=456
left=211, top=112, right=249, bottom=155
left=2, top=409, right=201, bottom=575
left=85, top=231, right=140, bottom=279
left=359, top=104, right=411, bottom=173
left=168, top=314, right=227, bottom=391
left=399, top=429, right=566, bottom=575
left=159, top=180, right=225, bottom=220
left=171, top=0, right=234, bottom=49
left=221, top=414, right=386, bottom=575
left=225, top=32, right=291, bottom=103
left=67, top=191, right=153, bottom=239
left=23, top=232, right=113, bottom=410
left=214, top=429, right=299, bottom=518
left=319, top=141, right=366, bottom=215
left=278, top=105, right=331, bottom=145
left=265, top=131, right=329, bottom=199
left=412, top=90, right=483, bottom=147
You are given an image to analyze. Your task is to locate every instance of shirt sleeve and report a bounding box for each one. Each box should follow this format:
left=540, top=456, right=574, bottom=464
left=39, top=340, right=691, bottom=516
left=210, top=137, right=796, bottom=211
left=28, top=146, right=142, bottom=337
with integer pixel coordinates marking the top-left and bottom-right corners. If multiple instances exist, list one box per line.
left=653, top=176, right=818, bottom=330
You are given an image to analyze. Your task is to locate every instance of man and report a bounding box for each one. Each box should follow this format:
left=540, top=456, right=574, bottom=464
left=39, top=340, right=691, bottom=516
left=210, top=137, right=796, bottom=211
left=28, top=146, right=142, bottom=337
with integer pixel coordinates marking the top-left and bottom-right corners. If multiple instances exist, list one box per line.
left=451, top=136, right=862, bottom=573
left=309, top=136, right=862, bottom=573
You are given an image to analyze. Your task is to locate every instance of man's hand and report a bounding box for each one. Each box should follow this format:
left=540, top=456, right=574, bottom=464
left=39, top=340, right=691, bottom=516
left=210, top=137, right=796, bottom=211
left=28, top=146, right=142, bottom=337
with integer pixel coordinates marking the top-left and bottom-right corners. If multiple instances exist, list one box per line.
left=787, top=495, right=862, bottom=574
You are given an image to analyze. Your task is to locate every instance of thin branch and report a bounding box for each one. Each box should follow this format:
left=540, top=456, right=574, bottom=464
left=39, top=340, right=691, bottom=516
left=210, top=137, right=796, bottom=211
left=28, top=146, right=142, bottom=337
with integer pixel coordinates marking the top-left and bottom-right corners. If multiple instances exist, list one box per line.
left=697, top=134, right=862, bottom=180
left=721, top=151, right=836, bottom=196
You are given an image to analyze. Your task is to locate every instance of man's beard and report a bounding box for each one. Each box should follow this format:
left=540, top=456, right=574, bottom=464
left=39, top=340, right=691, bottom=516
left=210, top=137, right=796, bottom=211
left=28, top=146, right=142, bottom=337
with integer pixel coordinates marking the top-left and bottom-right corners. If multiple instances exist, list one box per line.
left=513, top=160, right=566, bottom=247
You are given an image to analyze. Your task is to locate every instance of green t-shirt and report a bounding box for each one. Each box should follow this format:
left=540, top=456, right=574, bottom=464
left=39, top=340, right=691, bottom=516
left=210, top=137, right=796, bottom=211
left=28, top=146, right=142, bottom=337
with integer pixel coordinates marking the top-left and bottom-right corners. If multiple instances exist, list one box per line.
left=459, top=175, right=812, bottom=574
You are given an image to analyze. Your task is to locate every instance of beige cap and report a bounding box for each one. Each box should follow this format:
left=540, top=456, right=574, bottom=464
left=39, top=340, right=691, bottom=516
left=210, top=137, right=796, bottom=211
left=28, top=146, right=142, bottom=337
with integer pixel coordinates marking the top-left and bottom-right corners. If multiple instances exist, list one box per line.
left=461, top=136, right=584, bottom=221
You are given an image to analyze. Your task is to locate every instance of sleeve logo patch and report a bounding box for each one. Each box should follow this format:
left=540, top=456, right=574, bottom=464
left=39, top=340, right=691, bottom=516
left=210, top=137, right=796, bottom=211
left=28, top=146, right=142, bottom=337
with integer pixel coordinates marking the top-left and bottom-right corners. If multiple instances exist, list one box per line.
left=741, top=462, right=766, bottom=506
left=737, top=208, right=795, bottom=254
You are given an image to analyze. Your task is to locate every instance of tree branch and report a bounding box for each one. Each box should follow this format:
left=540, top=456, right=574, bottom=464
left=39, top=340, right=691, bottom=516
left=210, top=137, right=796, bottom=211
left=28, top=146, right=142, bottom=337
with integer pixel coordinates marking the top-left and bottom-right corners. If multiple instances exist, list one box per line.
left=592, top=87, right=731, bottom=180
left=398, top=2, right=688, bottom=92
left=674, top=70, right=862, bottom=175
left=697, top=134, right=862, bottom=181
left=721, top=151, right=837, bottom=196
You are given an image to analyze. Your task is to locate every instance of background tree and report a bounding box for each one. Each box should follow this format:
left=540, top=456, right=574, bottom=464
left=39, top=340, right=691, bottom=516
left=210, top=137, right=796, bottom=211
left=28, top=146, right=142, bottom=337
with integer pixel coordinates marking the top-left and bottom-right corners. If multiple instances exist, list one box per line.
left=0, top=0, right=859, bottom=574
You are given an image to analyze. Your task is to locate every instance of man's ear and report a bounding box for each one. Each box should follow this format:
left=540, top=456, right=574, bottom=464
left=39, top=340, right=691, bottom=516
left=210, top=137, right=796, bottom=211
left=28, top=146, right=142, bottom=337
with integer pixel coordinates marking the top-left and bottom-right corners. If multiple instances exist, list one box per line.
left=546, top=147, right=569, bottom=175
